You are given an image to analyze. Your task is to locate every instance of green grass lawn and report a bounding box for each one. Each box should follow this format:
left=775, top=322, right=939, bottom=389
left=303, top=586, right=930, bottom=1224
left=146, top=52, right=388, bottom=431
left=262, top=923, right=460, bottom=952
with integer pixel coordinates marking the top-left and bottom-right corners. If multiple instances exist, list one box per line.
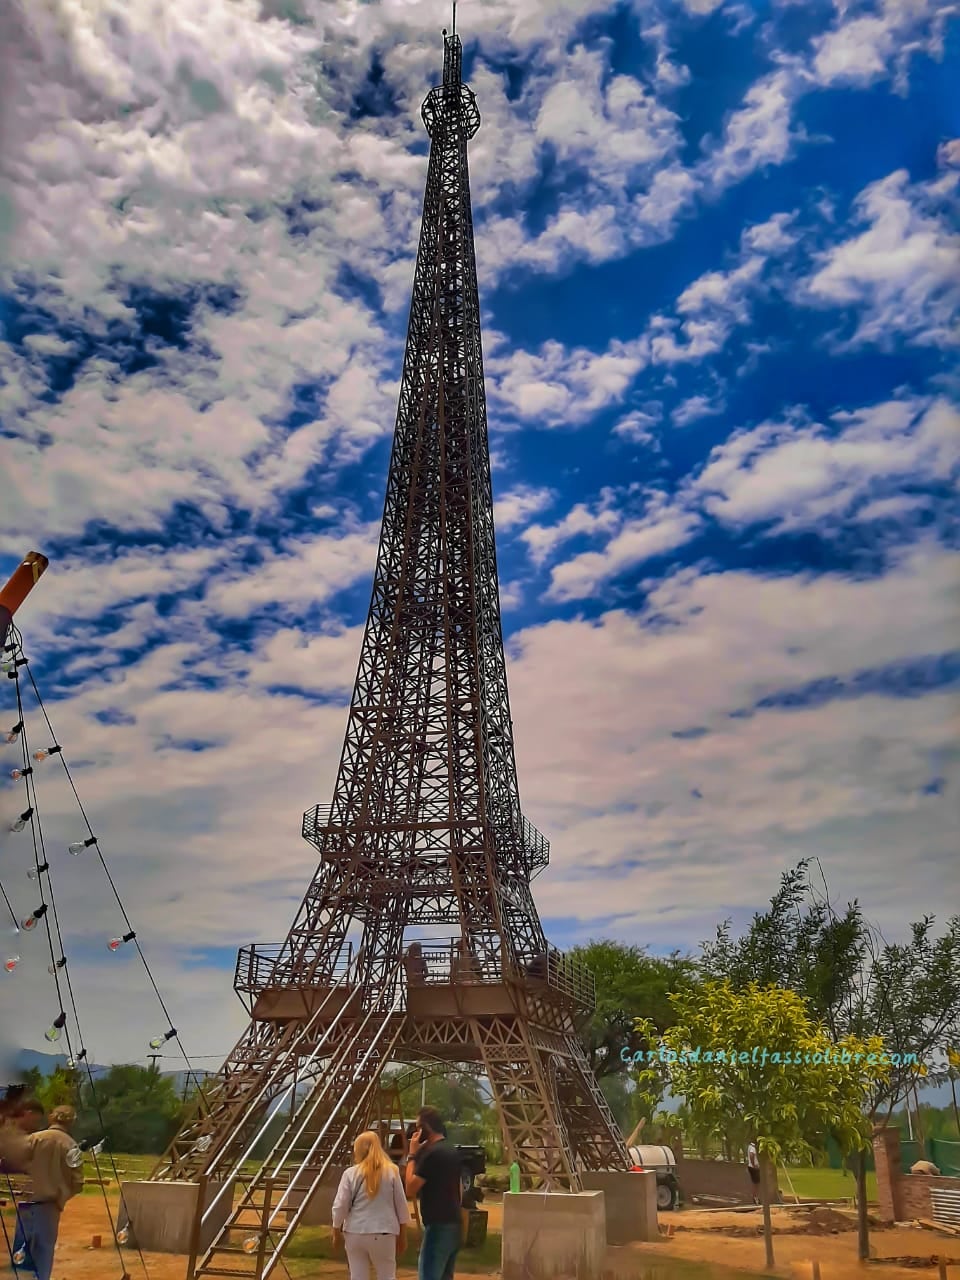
left=780, top=1165, right=877, bottom=1202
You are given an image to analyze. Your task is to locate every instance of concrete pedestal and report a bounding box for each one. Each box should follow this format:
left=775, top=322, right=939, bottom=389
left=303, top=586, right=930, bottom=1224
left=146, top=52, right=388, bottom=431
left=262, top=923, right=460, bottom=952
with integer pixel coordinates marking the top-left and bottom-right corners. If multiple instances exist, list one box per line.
left=581, top=1170, right=658, bottom=1244
left=502, top=1191, right=605, bottom=1280
left=119, top=1180, right=234, bottom=1254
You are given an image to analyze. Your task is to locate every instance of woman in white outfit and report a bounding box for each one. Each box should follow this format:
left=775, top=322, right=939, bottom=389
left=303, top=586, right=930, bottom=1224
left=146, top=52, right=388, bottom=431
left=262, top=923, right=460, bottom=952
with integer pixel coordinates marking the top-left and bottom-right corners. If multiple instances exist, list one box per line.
left=332, top=1130, right=410, bottom=1280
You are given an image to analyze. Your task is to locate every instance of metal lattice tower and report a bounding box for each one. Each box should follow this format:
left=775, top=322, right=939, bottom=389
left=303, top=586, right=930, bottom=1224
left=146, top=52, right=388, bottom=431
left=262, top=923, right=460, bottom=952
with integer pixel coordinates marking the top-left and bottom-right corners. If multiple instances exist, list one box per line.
left=149, top=30, right=628, bottom=1279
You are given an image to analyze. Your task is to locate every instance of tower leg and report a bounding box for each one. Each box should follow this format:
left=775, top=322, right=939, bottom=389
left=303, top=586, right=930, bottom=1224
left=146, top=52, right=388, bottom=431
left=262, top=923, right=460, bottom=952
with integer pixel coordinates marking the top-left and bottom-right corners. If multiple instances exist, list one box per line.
left=472, top=1017, right=577, bottom=1189
left=553, top=1042, right=629, bottom=1173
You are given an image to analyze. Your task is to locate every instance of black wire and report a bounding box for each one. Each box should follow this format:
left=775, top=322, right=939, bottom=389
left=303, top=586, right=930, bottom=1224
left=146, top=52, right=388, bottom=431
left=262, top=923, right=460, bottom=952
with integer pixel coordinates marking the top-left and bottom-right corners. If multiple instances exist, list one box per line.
left=20, top=644, right=197, bottom=1080
left=1, top=1166, right=30, bottom=1275
left=7, top=647, right=148, bottom=1280
left=0, top=878, right=17, bottom=931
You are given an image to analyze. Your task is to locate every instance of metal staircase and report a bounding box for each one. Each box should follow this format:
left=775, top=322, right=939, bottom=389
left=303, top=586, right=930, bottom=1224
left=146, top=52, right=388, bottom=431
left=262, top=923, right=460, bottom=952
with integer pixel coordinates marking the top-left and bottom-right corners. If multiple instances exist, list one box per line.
left=553, top=1039, right=630, bottom=1175
left=153, top=953, right=363, bottom=1183
left=189, top=970, right=405, bottom=1279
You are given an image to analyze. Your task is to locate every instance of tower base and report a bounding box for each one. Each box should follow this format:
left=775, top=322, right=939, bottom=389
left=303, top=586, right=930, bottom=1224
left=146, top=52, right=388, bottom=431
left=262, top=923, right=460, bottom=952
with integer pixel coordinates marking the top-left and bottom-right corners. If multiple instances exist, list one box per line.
left=501, top=1190, right=605, bottom=1280
left=581, top=1170, right=659, bottom=1243
left=119, top=1180, right=234, bottom=1254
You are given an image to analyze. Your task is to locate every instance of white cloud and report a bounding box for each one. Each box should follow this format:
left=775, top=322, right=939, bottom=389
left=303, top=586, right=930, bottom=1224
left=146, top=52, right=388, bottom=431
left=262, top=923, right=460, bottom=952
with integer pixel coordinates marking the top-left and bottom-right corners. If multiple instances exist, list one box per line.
left=494, top=485, right=556, bottom=530
left=508, top=545, right=958, bottom=941
left=545, top=498, right=700, bottom=601
left=811, top=0, right=958, bottom=89
left=613, top=404, right=664, bottom=445
left=520, top=492, right=622, bottom=566
left=803, top=169, right=960, bottom=347
left=672, top=393, right=725, bottom=427
left=648, top=211, right=798, bottom=364
left=699, top=67, right=803, bottom=190
left=487, top=336, right=648, bottom=427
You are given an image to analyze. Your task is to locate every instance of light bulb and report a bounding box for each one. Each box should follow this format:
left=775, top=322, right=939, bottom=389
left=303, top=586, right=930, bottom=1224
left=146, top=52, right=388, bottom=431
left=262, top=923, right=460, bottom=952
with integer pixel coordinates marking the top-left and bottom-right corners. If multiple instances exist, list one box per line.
left=243, top=1237, right=260, bottom=1254
left=91, top=1140, right=105, bottom=1156
left=4, top=722, right=23, bottom=744
left=27, top=862, right=49, bottom=881
left=10, top=766, right=32, bottom=780
left=68, top=836, right=97, bottom=855
left=9, top=808, right=32, bottom=832
left=32, top=745, right=61, bottom=762
left=4, top=956, right=19, bottom=973
left=21, top=905, right=46, bottom=931
left=149, top=1028, right=177, bottom=1050
left=48, top=957, right=66, bottom=975
left=12, top=1248, right=26, bottom=1265
left=45, top=1012, right=67, bottom=1043
left=66, top=1145, right=83, bottom=1169
left=117, top=1227, right=129, bottom=1245
left=108, top=931, right=136, bottom=952
left=195, top=1135, right=212, bottom=1153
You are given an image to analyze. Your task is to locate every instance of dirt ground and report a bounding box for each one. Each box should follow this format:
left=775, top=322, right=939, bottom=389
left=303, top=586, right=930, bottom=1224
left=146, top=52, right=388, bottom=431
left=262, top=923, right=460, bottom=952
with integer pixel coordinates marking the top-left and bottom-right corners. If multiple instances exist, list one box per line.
left=9, top=1192, right=960, bottom=1280
left=621, top=1205, right=960, bottom=1280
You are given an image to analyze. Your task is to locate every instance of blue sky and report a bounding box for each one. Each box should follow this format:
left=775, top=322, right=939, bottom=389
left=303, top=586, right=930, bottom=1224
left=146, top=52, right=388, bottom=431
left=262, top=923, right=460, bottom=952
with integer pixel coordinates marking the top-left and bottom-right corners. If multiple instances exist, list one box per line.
left=0, top=0, right=957, bottom=1065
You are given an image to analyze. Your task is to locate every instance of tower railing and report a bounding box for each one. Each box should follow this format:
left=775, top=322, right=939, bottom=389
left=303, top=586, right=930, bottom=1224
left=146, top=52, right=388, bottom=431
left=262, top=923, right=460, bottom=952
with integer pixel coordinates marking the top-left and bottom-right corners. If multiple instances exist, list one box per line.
left=302, top=805, right=551, bottom=877
left=234, top=941, right=354, bottom=1006
left=405, top=937, right=595, bottom=1011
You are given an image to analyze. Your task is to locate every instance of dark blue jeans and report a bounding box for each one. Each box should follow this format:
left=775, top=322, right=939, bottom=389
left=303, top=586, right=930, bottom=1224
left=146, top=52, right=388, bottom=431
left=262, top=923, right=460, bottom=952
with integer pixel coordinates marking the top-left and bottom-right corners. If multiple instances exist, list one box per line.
left=10, top=1202, right=60, bottom=1279
left=418, top=1221, right=460, bottom=1280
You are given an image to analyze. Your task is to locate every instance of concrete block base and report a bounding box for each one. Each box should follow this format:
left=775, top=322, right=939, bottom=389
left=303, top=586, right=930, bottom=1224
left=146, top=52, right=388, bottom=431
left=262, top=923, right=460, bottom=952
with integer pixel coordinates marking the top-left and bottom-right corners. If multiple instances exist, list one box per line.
left=581, top=1170, right=658, bottom=1244
left=119, top=1180, right=234, bottom=1254
left=502, top=1190, right=605, bottom=1280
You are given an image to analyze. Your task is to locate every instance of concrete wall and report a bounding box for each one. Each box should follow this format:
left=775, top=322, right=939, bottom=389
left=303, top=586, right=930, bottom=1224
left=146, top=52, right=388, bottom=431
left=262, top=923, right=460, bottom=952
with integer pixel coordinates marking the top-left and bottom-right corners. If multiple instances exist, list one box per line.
left=674, top=1156, right=778, bottom=1205
left=119, top=1180, right=234, bottom=1254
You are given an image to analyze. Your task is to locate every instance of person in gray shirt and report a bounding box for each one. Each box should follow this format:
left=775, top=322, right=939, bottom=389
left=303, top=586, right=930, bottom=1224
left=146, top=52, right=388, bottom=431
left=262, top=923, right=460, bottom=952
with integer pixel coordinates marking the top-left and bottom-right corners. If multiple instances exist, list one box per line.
left=332, top=1130, right=411, bottom=1279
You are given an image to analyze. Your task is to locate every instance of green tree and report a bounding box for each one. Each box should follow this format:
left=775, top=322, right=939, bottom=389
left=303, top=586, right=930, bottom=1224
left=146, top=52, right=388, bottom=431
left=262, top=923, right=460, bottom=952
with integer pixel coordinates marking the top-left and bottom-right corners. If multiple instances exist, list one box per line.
left=569, top=940, right=696, bottom=1080
left=701, top=862, right=960, bottom=1259
left=650, top=981, right=887, bottom=1268
left=78, top=1065, right=187, bottom=1154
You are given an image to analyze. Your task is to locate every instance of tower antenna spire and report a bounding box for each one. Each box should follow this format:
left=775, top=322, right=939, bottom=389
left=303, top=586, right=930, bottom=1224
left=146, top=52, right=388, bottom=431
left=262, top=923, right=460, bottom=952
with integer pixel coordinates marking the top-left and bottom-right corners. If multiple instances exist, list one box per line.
left=452, top=0, right=457, bottom=36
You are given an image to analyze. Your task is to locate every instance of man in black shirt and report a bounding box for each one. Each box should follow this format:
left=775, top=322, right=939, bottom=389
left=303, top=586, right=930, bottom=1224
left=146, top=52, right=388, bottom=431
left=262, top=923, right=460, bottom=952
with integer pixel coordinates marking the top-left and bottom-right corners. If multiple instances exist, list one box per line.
left=405, top=1107, right=462, bottom=1280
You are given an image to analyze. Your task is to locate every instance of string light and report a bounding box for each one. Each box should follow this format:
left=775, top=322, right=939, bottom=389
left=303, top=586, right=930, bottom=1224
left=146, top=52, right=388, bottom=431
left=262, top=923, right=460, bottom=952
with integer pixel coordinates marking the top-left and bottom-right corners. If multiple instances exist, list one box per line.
left=243, top=1237, right=260, bottom=1254
left=149, top=1028, right=177, bottom=1050
left=9, top=765, right=33, bottom=780
left=22, top=904, right=48, bottom=930
left=48, top=957, right=67, bottom=974
left=8, top=807, right=33, bottom=832
left=195, top=1135, right=213, bottom=1153
left=108, top=930, right=137, bottom=952
left=4, top=721, right=23, bottom=743
left=27, top=862, right=50, bottom=881
left=117, top=1228, right=130, bottom=1245
left=65, top=1145, right=84, bottom=1169
left=12, top=1248, right=26, bottom=1266
left=4, top=956, right=19, bottom=973
left=45, top=1011, right=67, bottom=1043
left=2, top=656, right=27, bottom=674
left=32, top=744, right=62, bottom=762
left=68, top=836, right=97, bottom=855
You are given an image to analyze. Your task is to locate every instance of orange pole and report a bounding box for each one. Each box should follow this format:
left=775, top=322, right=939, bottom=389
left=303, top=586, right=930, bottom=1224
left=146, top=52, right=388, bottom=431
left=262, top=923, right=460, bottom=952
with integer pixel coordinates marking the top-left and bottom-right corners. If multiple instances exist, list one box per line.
left=0, top=551, right=48, bottom=649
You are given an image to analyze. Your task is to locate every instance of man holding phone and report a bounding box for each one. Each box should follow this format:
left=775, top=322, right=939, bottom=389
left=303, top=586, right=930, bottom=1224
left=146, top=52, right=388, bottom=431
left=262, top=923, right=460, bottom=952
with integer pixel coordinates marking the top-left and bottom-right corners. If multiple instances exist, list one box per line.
left=404, top=1107, right=462, bottom=1280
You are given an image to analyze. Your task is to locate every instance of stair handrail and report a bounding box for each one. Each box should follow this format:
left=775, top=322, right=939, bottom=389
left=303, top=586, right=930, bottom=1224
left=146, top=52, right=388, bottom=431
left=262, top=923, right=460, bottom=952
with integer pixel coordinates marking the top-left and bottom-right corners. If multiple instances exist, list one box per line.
left=194, top=948, right=365, bottom=1223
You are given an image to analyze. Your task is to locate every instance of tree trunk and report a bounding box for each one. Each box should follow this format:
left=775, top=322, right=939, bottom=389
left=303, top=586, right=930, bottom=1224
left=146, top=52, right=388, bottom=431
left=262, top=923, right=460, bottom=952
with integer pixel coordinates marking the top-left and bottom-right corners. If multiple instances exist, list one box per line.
left=759, top=1152, right=775, bottom=1269
left=950, top=1075, right=960, bottom=1140
left=855, top=1147, right=870, bottom=1261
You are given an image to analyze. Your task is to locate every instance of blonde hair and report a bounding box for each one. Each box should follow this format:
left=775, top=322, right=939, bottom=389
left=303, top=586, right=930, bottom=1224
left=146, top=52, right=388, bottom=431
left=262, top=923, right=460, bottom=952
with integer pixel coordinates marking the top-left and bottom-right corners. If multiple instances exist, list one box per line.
left=352, top=1130, right=395, bottom=1200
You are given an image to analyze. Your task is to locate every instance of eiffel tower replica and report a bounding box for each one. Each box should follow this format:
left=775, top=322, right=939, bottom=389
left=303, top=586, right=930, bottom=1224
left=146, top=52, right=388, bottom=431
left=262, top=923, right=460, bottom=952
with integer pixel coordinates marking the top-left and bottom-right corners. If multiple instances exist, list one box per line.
left=148, top=24, right=627, bottom=1279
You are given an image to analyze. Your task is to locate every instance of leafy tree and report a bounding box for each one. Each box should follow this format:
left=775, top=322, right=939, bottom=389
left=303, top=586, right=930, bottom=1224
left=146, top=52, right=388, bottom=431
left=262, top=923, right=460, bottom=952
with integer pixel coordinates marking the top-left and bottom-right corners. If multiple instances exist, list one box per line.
left=701, top=862, right=960, bottom=1259
left=77, top=1065, right=187, bottom=1154
left=569, top=940, right=697, bottom=1080
left=651, top=981, right=887, bottom=1268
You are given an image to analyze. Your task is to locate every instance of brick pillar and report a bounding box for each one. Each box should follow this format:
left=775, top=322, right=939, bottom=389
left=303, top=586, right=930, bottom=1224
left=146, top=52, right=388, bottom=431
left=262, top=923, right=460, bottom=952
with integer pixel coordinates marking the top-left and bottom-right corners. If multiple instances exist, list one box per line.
left=873, top=1125, right=905, bottom=1223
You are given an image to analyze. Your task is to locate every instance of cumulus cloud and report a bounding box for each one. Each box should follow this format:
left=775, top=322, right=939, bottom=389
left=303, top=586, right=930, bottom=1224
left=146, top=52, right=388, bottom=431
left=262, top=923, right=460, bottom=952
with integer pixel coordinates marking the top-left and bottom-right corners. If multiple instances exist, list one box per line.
left=802, top=169, right=960, bottom=347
